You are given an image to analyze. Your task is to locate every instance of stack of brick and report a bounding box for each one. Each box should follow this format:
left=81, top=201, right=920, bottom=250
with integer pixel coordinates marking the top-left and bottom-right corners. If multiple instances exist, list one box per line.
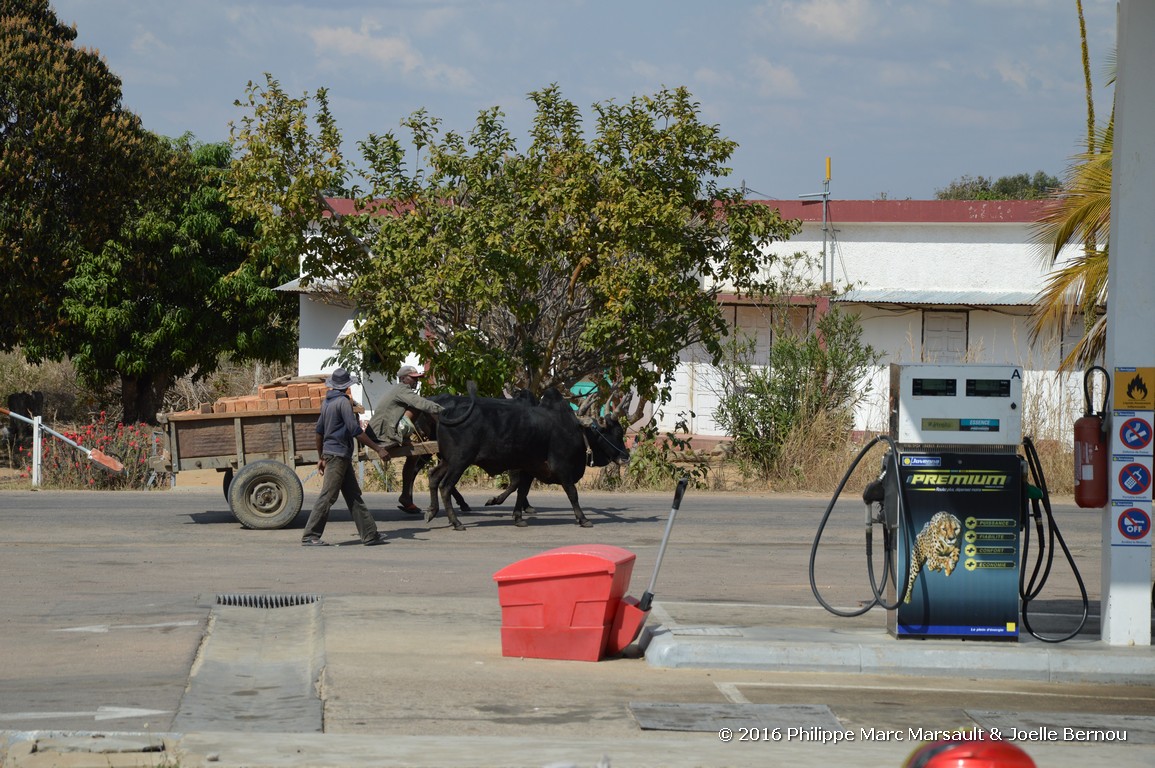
left=203, top=380, right=329, bottom=413
left=171, top=375, right=365, bottom=416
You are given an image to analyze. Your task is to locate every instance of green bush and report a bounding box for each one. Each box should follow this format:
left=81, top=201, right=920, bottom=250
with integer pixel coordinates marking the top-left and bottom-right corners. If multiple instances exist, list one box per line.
left=618, top=413, right=709, bottom=490
left=15, top=413, right=162, bottom=489
left=714, top=307, right=881, bottom=480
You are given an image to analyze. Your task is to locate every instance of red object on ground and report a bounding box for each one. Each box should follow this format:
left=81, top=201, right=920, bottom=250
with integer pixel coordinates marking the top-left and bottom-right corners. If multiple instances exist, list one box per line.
left=606, top=595, right=647, bottom=656
left=492, top=544, right=637, bottom=661
left=903, top=738, right=1036, bottom=768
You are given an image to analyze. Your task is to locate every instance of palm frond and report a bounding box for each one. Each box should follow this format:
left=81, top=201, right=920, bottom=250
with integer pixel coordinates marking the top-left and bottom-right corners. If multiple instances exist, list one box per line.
left=1029, top=114, right=1112, bottom=372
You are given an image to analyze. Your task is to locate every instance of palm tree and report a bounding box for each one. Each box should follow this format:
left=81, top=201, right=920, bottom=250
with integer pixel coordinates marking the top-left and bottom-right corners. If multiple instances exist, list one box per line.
left=1029, top=1, right=1113, bottom=372
left=1030, top=121, right=1111, bottom=370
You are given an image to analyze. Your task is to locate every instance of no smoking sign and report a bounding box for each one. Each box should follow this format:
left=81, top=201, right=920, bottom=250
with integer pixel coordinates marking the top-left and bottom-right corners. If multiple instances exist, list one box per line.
left=1120, top=416, right=1153, bottom=452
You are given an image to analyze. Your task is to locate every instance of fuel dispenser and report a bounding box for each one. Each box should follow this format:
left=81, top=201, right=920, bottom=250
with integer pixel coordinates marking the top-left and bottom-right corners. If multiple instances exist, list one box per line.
left=884, top=363, right=1025, bottom=639
left=810, top=363, right=1089, bottom=643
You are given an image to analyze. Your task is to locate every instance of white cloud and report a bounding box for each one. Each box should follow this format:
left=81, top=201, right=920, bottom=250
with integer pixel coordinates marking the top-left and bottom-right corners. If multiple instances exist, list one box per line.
left=129, top=28, right=170, bottom=58
left=309, top=20, right=474, bottom=90
left=627, top=59, right=664, bottom=82
left=694, top=67, right=733, bottom=89
left=993, top=56, right=1030, bottom=90
left=410, top=6, right=459, bottom=37
left=872, top=60, right=938, bottom=88
left=778, top=0, right=877, bottom=44
left=748, top=56, right=802, bottom=98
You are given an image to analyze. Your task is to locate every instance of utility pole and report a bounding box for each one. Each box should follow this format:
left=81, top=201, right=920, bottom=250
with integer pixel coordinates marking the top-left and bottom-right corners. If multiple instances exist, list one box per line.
left=799, top=157, right=832, bottom=293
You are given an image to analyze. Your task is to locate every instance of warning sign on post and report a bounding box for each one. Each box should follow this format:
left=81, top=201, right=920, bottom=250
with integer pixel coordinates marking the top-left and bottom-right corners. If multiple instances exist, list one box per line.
left=1118, top=414, right=1154, bottom=453
left=1114, top=367, right=1155, bottom=410
left=1111, top=501, right=1153, bottom=547
left=1116, top=460, right=1152, bottom=498
left=1118, top=508, right=1151, bottom=542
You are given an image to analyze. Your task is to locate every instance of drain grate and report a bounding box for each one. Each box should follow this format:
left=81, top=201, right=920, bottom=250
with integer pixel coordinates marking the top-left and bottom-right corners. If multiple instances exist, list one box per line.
left=215, top=593, right=320, bottom=609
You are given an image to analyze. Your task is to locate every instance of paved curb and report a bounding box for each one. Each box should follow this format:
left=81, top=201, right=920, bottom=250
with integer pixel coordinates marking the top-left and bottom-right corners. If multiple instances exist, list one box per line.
left=643, top=623, right=1155, bottom=685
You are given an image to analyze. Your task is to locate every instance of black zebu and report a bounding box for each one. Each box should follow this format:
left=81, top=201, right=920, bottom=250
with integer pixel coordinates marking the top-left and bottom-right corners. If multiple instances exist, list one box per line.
left=399, top=388, right=538, bottom=514
left=393, top=393, right=471, bottom=514
left=426, top=386, right=630, bottom=530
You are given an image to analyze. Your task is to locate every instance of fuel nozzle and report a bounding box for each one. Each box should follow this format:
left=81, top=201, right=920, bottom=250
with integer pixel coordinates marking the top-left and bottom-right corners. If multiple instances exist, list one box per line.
left=863, top=477, right=886, bottom=530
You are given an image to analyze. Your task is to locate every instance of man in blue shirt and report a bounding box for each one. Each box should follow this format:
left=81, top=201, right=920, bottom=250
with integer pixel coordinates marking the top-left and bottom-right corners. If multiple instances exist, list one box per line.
left=302, top=368, right=391, bottom=547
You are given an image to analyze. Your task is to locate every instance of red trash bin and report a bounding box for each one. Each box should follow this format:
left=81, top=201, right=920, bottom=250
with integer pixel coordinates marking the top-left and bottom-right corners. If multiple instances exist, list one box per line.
left=492, top=544, right=637, bottom=661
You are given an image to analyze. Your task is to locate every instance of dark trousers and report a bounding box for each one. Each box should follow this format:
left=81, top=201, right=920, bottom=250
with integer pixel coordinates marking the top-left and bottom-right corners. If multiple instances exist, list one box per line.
left=302, top=454, right=379, bottom=543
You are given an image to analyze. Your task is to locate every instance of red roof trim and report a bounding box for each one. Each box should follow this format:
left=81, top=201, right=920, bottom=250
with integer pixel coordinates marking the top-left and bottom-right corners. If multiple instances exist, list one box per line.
left=755, top=199, right=1048, bottom=224
left=321, top=198, right=414, bottom=217
left=325, top=197, right=1048, bottom=224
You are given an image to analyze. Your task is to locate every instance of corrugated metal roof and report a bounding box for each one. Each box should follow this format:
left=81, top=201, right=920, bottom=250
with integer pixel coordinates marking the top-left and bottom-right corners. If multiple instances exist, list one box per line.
left=833, top=288, right=1038, bottom=306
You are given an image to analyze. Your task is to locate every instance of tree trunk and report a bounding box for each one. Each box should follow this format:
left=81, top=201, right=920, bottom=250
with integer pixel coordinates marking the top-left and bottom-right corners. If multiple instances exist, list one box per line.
left=120, top=372, right=172, bottom=425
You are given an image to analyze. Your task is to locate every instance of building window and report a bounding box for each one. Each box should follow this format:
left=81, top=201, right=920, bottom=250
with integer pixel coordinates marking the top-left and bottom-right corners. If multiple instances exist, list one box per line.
left=923, top=311, right=967, bottom=362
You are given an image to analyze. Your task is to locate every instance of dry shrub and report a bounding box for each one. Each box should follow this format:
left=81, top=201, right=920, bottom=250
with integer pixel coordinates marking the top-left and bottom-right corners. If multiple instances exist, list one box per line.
left=14, top=414, right=162, bottom=490
left=4, top=351, right=295, bottom=482
left=763, top=406, right=1075, bottom=499
left=163, top=359, right=297, bottom=414
left=767, top=410, right=883, bottom=494
left=1023, top=437, right=1074, bottom=497
left=1, top=350, right=297, bottom=425
left=0, top=351, right=102, bottom=423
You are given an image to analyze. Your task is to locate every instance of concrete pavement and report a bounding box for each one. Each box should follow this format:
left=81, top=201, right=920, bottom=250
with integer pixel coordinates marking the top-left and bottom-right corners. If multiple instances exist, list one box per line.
left=5, top=593, right=1154, bottom=768
left=2, top=486, right=1154, bottom=767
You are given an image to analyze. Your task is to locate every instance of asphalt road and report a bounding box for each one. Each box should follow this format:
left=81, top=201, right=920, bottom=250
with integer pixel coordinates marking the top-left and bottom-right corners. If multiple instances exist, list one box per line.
left=0, top=483, right=1148, bottom=767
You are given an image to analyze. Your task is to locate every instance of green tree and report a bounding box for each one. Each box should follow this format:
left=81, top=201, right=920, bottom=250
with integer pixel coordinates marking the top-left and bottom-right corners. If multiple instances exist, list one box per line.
left=935, top=172, right=1059, bottom=200
left=0, top=0, right=155, bottom=344
left=1029, top=2, right=1113, bottom=371
left=53, top=137, right=298, bottom=423
left=713, top=307, right=881, bottom=479
left=231, top=78, right=801, bottom=410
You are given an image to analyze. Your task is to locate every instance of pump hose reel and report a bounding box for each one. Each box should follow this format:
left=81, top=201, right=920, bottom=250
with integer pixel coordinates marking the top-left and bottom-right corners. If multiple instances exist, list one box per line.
left=810, top=433, right=915, bottom=616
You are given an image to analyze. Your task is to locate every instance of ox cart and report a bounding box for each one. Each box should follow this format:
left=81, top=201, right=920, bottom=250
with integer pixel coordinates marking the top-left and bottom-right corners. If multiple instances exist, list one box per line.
left=150, top=377, right=436, bottom=529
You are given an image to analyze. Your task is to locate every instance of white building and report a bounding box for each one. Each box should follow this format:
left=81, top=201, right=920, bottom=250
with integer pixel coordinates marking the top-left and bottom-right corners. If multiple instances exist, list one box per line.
left=655, top=199, right=1085, bottom=441
left=287, top=198, right=1085, bottom=440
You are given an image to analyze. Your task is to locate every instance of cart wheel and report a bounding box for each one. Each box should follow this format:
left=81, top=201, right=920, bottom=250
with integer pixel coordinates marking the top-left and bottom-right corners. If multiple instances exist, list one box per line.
left=222, top=468, right=234, bottom=501
left=228, top=460, right=303, bottom=530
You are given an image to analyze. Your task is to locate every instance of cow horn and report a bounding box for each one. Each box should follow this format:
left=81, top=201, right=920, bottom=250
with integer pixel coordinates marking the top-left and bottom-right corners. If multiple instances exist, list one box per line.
left=576, top=391, right=598, bottom=417
left=600, top=382, right=626, bottom=419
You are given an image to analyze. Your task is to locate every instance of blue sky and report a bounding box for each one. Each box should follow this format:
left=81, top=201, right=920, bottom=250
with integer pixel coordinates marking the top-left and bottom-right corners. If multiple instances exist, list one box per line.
left=52, top=0, right=1117, bottom=201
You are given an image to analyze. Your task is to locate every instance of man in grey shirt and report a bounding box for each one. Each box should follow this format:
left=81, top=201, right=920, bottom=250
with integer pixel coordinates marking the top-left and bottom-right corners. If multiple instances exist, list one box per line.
left=368, top=364, right=444, bottom=448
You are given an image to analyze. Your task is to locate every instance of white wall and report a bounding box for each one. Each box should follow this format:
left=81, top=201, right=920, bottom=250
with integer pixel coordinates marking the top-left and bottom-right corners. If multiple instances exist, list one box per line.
left=295, top=295, right=422, bottom=418
left=798, top=221, right=1050, bottom=293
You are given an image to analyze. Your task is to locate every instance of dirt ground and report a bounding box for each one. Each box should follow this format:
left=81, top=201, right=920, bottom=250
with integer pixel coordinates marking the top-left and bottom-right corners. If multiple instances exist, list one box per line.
left=0, top=466, right=24, bottom=489
left=0, top=457, right=770, bottom=496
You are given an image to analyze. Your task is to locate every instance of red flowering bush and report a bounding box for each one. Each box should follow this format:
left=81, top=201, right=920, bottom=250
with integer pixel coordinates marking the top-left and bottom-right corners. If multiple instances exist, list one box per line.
left=15, top=412, right=163, bottom=490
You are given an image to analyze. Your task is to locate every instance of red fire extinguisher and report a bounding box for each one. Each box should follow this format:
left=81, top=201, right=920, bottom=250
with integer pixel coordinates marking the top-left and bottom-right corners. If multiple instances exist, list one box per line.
left=1074, top=366, right=1110, bottom=509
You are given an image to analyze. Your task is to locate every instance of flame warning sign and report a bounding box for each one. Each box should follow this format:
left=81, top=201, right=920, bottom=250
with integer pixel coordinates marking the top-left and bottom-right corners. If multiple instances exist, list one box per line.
left=1114, top=367, right=1155, bottom=411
